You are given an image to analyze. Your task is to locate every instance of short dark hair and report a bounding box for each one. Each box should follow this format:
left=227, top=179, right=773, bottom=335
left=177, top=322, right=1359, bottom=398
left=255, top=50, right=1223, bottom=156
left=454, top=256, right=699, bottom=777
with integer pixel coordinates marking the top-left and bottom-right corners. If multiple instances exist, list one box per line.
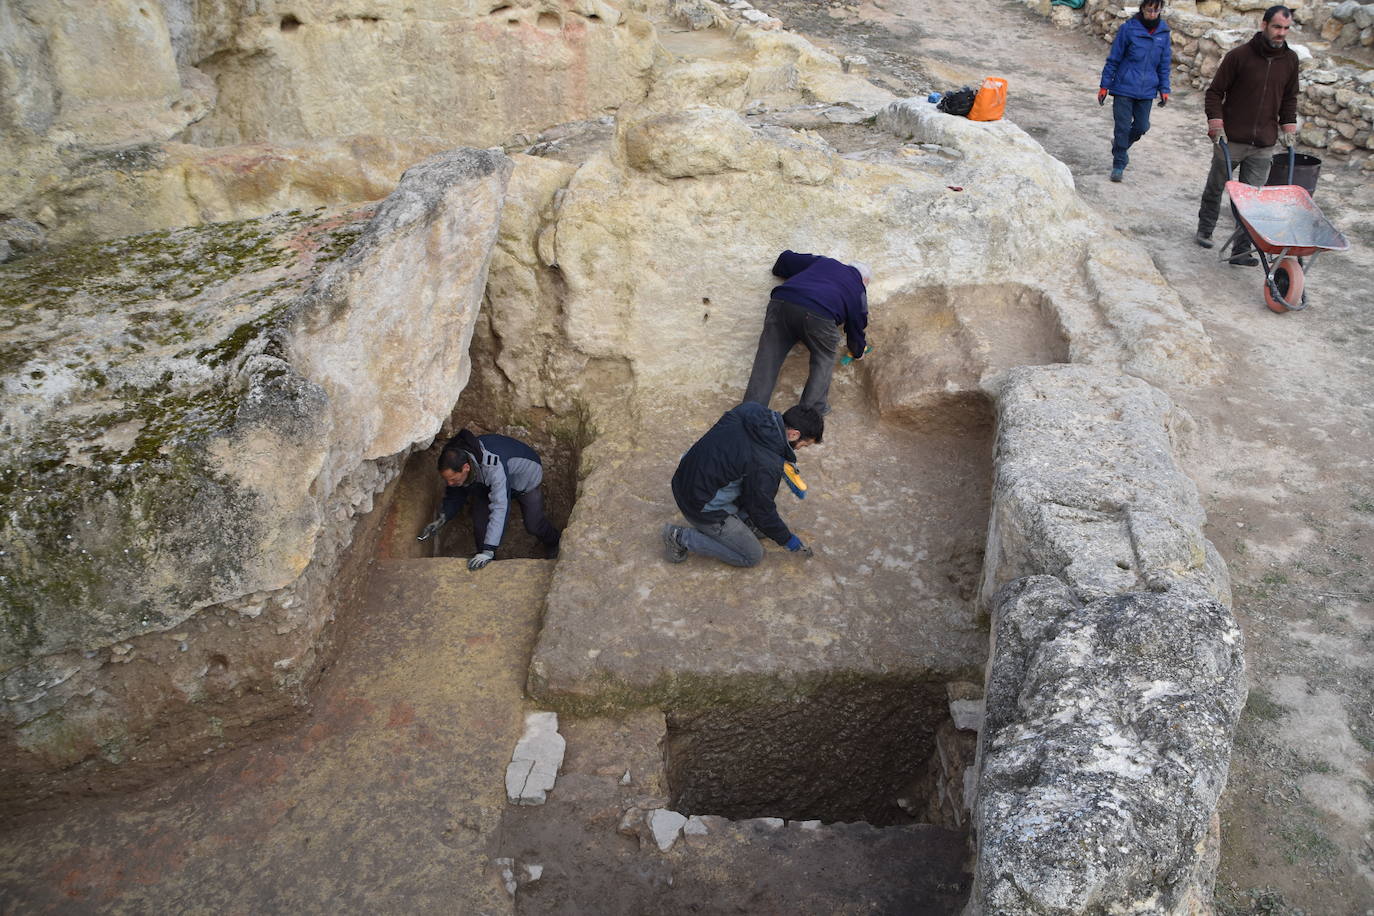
left=782, top=405, right=824, bottom=444
left=1262, top=4, right=1293, bottom=22
left=438, top=447, right=473, bottom=473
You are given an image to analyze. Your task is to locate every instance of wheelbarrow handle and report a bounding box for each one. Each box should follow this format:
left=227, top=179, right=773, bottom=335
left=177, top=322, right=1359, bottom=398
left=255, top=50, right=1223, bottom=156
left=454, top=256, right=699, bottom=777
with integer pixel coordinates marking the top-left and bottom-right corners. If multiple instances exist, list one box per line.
left=1220, top=136, right=1296, bottom=184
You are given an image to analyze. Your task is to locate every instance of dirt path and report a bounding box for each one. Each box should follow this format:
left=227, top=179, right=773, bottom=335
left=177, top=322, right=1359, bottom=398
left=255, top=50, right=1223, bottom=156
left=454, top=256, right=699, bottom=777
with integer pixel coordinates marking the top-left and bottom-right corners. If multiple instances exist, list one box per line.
left=746, top=0, right=1374, bottom=911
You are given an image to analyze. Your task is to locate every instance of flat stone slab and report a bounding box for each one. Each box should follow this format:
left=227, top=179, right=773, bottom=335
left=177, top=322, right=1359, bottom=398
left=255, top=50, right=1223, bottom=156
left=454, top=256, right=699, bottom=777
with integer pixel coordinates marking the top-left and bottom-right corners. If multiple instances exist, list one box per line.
left=506, top=711, right=566, bottom=806
left=530, top=374, right=991, bottom=710
left=0, top=559, right=552, bottom=913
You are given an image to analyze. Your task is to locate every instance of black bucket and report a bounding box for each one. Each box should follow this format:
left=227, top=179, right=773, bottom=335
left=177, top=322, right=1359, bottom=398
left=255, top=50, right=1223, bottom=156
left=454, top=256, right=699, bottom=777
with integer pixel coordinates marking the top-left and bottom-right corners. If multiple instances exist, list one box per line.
left=1267, top=152, right=1322, bottom=196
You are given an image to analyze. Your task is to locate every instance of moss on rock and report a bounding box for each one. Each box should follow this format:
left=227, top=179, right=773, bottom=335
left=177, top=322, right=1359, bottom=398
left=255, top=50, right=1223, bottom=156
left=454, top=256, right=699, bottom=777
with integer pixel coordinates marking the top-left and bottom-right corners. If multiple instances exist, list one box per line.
left=0, top=207, right=370, bottom=670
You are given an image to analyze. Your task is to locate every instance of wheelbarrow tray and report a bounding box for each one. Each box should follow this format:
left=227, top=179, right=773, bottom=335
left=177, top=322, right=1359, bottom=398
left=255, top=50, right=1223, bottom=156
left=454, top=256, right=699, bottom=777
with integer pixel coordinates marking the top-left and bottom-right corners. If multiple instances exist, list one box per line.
left=1226, top=180, right=1350, bottom=257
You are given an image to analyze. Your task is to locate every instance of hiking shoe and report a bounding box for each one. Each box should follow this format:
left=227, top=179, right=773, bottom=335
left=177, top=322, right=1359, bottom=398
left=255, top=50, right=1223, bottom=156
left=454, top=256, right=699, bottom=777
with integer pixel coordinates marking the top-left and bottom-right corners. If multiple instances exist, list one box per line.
left=661, top=524, right=688, bottom=563
left=1194, top=230, right=1214, bottom=249
left=1109, top=168, right=1124, bottom=182
left=1228, top=252, right=1259, bottom=267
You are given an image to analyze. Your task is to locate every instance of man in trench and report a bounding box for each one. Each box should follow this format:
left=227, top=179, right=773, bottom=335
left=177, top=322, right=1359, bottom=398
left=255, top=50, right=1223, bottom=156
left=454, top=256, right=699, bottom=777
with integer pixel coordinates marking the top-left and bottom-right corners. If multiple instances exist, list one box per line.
left=662, top=402, right=823, bottom=567
left=742, top=250, right=870, bottom=417
left=419, top=429, right=561, bottom=569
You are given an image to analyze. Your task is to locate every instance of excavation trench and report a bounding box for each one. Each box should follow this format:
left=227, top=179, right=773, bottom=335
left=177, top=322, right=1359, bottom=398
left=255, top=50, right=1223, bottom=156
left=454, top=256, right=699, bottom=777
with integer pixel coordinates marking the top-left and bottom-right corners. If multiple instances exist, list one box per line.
left=384, top=399, right=590, bottom=562
left=664, top=679, right=973, bottom=828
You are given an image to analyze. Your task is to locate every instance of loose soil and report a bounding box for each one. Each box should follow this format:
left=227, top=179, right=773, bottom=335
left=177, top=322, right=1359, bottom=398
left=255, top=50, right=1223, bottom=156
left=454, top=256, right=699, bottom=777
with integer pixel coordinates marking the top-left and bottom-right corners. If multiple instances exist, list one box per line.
left=745, top=0, right=1374, bottom=911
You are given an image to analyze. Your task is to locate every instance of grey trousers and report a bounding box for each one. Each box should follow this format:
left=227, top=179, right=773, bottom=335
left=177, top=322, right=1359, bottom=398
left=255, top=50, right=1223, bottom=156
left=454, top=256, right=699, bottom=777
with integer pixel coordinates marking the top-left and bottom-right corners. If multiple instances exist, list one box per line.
left=471, top=487, right=560, bottom=551
left=678, top=513, right=765, bottom=568
left=742, top=298, right=843, bottom=415
left=1197, top=139, right=1274, bottom=253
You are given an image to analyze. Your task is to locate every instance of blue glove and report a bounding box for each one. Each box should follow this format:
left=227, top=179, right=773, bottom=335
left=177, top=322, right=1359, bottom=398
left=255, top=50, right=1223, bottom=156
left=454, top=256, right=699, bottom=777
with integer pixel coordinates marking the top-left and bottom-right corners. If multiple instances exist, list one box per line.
left=784, top=535, right=814, bottom=558
left=468, top=550, right=494, bottom=570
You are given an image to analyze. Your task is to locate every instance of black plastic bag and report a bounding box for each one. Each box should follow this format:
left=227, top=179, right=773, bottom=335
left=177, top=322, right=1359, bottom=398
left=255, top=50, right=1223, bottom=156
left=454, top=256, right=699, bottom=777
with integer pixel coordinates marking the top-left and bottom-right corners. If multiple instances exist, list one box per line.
left=937, top=86, right=977, bottom=116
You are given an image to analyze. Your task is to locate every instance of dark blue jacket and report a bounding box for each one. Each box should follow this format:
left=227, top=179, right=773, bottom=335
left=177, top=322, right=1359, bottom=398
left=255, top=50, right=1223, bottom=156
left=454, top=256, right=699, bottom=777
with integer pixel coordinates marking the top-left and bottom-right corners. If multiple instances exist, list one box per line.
left=770, top=250, right=868, bottom=358
left=671, top=402, right=798, bottom=546
left=1100, top=16, right=1172, bottom=100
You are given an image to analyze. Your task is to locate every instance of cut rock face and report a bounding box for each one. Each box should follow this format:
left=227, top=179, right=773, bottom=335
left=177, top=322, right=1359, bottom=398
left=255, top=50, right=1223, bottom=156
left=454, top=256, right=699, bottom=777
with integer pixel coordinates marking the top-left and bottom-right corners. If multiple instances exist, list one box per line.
left=0, top=149, right=511, bottom=802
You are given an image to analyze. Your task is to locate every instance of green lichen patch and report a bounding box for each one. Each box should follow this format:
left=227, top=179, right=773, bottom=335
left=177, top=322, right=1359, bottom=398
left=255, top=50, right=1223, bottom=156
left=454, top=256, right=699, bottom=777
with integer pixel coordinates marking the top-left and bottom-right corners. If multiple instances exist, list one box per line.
left=0, top=206, right=371, bottom=669
left=0, top=210, right=312, bottom=316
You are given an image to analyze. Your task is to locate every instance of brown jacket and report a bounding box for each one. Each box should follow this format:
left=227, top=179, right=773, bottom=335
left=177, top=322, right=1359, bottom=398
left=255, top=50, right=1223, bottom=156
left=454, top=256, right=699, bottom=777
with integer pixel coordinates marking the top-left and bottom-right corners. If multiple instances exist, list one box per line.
left=1204, top=32, right=1299, bottom=147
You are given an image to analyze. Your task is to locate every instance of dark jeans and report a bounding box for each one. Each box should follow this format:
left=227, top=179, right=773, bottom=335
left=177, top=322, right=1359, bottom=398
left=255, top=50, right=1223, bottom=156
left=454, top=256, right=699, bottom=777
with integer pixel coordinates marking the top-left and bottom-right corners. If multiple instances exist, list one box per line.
left=1197, top=139, right=1273, bottom=254
left=678, top=512, right=765, bottom=567
left=742, top=298, right=843, bottom=415
left=472, top=488, right=560, bottom=551
left=1111, top=95, right=1153, bottom=170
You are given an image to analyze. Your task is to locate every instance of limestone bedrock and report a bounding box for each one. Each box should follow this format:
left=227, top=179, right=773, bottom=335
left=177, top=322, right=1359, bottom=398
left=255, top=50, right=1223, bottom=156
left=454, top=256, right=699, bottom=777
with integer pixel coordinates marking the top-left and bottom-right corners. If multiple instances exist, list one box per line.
left=503, top=100, right=1221, bottom=714
left=491, top=99, right=1220, bottom=440
left=970, top=577, right=1245, bottom=915
left=979, top=364, right=1231, bottom=613
left=0, top=558, right=548, bottom=912
left=0, top=0, right=659, bottom=235
left=0, top=148, right=510, bottom=796
left=965, top=365, right=1243, bottom=915
left=506, top=711, right=567, bottom=806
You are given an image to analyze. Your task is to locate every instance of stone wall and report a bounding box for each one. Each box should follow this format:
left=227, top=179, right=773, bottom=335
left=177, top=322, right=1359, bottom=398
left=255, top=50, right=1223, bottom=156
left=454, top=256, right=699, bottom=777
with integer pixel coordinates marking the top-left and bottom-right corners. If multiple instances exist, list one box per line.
left=964, top=365, right=1245, bottom=914
left=1029, top=0, right=1374, bottom=163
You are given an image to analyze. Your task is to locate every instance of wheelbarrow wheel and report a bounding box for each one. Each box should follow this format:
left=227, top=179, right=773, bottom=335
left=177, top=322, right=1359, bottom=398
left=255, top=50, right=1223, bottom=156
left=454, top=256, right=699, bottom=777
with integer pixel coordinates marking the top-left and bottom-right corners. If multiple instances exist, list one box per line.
left=1264, top=256, right=1305, bottom=313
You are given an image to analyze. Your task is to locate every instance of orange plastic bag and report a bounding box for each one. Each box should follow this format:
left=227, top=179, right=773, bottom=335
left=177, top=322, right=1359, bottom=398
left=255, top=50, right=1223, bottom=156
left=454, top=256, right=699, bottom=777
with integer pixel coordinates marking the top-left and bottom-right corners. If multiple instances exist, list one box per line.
left=968, top=77, right=1008, bottom=122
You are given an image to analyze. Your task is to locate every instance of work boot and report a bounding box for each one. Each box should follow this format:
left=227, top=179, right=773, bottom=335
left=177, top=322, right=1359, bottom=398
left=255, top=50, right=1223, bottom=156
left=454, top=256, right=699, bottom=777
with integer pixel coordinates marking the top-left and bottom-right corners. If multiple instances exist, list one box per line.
left=1110, top=168, right=1124, bottom=182
left=1228, top=250, right=1259, bottom=267
left=1194, top=230, right=1214, bottom=249
left=661, top=524, right=688, bottom=563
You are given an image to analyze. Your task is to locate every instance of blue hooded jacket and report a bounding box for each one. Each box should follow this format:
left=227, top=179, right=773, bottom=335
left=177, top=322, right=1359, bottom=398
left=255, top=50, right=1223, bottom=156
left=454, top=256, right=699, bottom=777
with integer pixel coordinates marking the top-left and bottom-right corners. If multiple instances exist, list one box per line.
left=1100, top=15, right=1172, bottom=100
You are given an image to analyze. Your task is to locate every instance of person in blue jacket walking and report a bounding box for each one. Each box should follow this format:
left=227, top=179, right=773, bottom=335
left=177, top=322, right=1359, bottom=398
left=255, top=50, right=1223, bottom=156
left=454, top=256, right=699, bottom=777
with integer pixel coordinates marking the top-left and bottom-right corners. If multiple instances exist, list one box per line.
left=1098, top=0, right=1172, bottom=182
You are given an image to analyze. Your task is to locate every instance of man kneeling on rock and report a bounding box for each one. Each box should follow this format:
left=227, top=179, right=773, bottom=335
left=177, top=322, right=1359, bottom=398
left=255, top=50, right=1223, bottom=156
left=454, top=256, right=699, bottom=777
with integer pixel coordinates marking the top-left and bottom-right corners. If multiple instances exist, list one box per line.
left=419, top=429, right=561, bottom=569
left=662, top=402, right=822, bottom=567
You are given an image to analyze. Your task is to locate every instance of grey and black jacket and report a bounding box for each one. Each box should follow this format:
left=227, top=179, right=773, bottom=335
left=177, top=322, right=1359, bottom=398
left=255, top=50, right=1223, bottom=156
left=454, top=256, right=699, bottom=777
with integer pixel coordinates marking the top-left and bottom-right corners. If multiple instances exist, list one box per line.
left=440, top=432, right=544, bottom=552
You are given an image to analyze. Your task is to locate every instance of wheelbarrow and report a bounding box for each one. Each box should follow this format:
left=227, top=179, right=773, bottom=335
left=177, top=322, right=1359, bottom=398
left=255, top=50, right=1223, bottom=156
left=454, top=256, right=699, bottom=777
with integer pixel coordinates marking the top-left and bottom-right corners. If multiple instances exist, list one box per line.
left=1217, top=137, right=1350, bottom=313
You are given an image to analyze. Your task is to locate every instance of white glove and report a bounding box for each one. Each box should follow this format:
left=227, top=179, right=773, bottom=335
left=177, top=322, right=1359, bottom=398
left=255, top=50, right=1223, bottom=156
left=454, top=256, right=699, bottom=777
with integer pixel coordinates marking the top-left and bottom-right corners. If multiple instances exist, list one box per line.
left=417, top=517, right=445, bottom=541
left=1281, top=129, right=1296, bottom=149
left=468, top=550, right=494, bottom=571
